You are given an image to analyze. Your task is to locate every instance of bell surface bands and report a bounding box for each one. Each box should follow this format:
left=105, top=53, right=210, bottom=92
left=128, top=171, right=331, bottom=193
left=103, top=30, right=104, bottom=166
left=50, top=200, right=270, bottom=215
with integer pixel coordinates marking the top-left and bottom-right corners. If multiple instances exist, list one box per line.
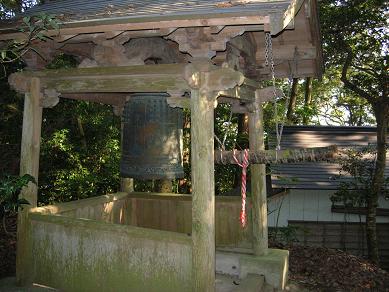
left=121, top=93, right=184, bottom=180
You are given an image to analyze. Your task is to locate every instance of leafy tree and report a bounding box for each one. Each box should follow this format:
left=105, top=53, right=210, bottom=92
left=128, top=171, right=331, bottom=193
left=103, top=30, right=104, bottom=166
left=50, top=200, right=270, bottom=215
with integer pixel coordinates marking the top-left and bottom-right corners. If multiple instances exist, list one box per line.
left=320, top=0, right=388, bottom=264
left=37, top=54, right=122, bottom=204
left=0, top=174, right=34, bottom=233
left=331, top=146, right=389, bottom=212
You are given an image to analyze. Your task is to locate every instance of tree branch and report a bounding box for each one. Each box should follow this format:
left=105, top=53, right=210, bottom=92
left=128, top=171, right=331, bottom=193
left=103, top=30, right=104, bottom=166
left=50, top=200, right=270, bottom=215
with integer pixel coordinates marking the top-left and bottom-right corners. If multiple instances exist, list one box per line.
left=340, top=49, right=375, bottom=104
left=353, top=65, right=379, bottom=78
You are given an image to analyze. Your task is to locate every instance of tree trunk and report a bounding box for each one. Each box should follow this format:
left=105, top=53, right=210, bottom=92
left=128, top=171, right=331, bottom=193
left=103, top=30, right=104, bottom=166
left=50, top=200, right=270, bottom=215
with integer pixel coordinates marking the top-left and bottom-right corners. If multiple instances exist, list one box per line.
left=303, top=77, right=313, bottom=125
left=367, top=102, right=389, bottom=264
left=286, top=78, right=299, bottom=122
left=76, top=116, right=87, bottom=149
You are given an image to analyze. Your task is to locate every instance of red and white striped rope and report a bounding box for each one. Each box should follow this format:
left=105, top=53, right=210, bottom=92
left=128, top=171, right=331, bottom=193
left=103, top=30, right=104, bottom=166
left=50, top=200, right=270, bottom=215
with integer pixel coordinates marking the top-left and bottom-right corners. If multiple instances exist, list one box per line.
left=232, top=149, right=250, bottom=228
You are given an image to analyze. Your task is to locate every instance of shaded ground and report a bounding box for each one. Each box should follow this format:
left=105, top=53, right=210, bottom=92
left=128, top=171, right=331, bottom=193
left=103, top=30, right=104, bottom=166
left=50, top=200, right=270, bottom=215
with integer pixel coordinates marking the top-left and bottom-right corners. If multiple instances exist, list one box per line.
left=1, top=220, right=389, bottom=291
left=0, top=216, right=16, bottom=279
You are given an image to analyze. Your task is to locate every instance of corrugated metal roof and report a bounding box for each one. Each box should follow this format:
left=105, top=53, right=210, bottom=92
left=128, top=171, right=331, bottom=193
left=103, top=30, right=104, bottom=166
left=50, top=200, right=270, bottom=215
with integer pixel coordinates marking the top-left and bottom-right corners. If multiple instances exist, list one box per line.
left=269, top=126, right=389, bottom=190
left=17, top=0, right=292, bottom=22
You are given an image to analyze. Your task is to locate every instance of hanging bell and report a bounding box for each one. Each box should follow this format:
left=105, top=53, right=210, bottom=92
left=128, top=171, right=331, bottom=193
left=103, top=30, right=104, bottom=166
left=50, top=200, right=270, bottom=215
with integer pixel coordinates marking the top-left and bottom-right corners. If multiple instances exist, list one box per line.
left=120, top=93, right=184, bottom=180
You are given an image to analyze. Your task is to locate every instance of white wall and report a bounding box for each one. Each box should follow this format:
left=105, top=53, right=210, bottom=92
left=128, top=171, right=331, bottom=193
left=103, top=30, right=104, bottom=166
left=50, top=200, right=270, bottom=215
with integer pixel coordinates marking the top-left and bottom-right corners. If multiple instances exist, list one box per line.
left=268, top=189, right=389, bottom=227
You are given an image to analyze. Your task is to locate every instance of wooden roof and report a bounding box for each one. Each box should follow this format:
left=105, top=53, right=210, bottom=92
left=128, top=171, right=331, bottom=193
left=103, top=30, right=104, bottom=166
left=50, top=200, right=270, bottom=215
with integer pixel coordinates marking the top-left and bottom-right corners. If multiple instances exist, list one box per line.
left=10, top=0, right=301, bottom=23
left=0, top=0, right=323, bottom=80
left=270, top=126, right=389, bottom=190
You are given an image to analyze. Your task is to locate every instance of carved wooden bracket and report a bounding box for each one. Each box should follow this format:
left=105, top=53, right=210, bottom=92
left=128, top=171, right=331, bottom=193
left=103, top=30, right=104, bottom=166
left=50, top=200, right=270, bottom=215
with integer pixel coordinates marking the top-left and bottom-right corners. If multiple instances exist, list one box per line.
left=225, top=33, right=257, bottom=78
left=41, top=88, right=60, bottom=108
left=166, top=90, right=189, bottom=109
left=8, top=73, right=30, bottom=94
left=8, top=73, right=61, bottom=108
left=183, top=62, right=245, bottom=92
left=166, top=26, right=248, bottom=59
left=229, top=86, right=283, bottom=113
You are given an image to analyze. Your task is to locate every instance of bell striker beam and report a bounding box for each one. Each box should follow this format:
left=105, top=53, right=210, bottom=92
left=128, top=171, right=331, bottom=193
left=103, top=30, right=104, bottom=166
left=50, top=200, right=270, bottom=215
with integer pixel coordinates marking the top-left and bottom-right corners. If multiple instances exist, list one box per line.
left=190, top=72, right=216, bottom=292
left=249, top=90, right=268, bottom=256
left=17, top=77, right=43, bottom=285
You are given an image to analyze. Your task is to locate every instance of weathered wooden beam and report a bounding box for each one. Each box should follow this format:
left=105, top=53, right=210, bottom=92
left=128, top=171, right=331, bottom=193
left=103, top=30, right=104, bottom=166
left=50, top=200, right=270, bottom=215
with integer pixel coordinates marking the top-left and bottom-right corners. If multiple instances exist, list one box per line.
left=214, top=146, right=338, bottom=164
left=266, top=0, right=305, bottom=35
left=190, top=74, right=216, bottom=291
left=10, top=64, right=259, bottom=99
left=248, top=96, right=268, bottom=256
left=9, top=64, right=190, bottom=94
left=17, top=77, right=43, bottom=286
left=11, top=63, right=186, bottom=80
left=48, top=75, right=187, bottom=93
left=218, top=84, right=256, bottom=103
left=255, top=44, right=317, bottom=61
left=61, top=93, right=129, bottom=106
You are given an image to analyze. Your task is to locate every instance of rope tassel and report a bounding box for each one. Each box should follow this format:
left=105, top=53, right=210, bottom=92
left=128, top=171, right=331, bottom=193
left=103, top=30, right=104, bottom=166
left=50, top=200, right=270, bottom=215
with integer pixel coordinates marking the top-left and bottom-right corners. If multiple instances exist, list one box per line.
left=232, top=149, right=249, bottom=228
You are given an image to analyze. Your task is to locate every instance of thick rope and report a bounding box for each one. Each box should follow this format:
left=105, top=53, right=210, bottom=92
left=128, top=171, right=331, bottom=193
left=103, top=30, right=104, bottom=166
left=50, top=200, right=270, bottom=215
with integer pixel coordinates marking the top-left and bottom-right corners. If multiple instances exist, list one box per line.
left=232, top=149, right=250, bottom=228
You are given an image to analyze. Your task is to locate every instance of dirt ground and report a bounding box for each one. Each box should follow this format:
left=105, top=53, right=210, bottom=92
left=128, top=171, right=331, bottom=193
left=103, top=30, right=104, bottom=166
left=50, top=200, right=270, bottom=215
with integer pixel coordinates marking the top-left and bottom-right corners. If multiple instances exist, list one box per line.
left=1, top=218, right=388, bottom=291
left=287, top=245, right=389, bottom=291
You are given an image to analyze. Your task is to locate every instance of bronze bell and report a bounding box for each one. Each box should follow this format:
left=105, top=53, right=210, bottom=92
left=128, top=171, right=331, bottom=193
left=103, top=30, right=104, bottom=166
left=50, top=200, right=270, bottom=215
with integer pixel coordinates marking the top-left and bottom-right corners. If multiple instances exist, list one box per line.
left=120, top=93, right=184, bottom=179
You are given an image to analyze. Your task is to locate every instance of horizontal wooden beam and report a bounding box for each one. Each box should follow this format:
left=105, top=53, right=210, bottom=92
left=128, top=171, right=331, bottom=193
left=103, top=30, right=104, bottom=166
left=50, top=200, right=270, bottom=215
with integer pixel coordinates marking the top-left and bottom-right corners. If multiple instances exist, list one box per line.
left=45, top=75, right=188, bottom=93
left=256, top=45, right=317, bottom=61
left=61, top=93, right=128, bottom=106
left=218, top=85, right=256, bottom=102
left=14, top=63, right=186, bottom=79
left=215, top=146, right=338, bottom=164
left=9, top=64, right=261, bottom=105
left=9, top=64, right=189, bottom=94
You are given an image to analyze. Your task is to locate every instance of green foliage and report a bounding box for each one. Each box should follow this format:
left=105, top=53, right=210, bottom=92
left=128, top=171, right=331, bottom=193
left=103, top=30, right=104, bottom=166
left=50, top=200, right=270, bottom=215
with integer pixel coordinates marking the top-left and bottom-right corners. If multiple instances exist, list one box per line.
left=331, top=146, right=389, bottom=208
left=0, top=12, right=59, bottom=77
left=214, top=104, right=240, bottom=194
left=269, top=225, right=301, bottom=246
left=0, top=52, right=122, bottom=205
left=0, top=1, right=37, bottom=18
left=39, top=97, right=121, bottom=204
left=0, top=174, right=35, bottom=218
left=320, top=0, right=387, bottom=103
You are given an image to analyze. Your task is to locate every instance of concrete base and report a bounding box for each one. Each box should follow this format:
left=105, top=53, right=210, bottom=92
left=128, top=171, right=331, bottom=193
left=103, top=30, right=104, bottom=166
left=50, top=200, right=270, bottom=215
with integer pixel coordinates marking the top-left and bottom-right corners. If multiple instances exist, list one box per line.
left=216, top=274, right=265, bottom=292
left=216, top=248, right=289, bottom=290
left=0, top=277, right=58, bottom=291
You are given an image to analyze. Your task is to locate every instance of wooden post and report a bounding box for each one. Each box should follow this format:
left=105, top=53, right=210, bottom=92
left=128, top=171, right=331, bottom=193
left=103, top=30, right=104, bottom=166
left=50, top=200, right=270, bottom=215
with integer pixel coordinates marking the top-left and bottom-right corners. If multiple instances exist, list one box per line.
left=190, top=76, right=216, bottom=291
left=16, top=77, right=43, bottom=285
left=249, top=92, right=268, bottom=256
left=120, top=177, right=134, bottom=193
left=120, top=122, right=134, bottom=193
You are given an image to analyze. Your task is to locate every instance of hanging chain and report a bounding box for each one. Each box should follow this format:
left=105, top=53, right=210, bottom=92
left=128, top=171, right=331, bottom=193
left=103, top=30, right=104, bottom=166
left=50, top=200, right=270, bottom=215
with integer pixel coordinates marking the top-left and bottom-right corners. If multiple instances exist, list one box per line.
left=265, top=32, right=281, bottom=153
left=265, top=32, right=295, bottom=156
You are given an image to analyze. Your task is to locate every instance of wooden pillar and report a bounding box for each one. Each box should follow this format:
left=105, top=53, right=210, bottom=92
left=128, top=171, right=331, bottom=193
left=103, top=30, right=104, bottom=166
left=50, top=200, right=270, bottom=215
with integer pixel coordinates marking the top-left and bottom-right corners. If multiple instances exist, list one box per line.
left=16, top=77, right=43, bottom=285
left=249, top=94, right=268, bottom=256
left=120, top=177, right=134, bottom=193
left=190, top=76, right=216, bottom=292
left=120, top=122, right=134, bottom=193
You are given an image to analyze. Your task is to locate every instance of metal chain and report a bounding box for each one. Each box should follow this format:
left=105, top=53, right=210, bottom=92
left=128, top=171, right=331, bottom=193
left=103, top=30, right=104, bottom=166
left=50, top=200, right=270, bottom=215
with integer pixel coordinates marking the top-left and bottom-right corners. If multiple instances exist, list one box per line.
left=265, top=32, right=281, bottom=154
